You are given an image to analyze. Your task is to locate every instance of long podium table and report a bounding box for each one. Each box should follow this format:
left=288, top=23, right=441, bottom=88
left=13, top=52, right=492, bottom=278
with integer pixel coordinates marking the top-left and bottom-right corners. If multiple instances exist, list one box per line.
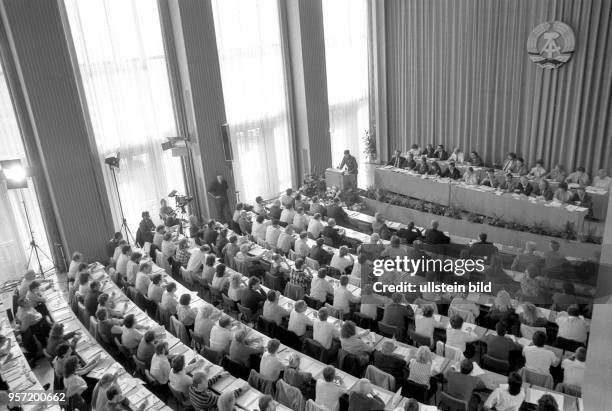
left=375, top=166, right=589, bottom=232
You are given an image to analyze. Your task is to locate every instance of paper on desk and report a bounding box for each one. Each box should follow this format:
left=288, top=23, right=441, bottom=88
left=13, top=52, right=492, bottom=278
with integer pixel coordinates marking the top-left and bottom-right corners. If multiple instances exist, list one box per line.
left=469, top=362, right=485, bottom=376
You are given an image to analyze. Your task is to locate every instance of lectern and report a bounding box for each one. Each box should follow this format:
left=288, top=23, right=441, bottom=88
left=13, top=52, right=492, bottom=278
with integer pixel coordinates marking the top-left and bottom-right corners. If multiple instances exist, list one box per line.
left=325, top=168, right=356, bottom=190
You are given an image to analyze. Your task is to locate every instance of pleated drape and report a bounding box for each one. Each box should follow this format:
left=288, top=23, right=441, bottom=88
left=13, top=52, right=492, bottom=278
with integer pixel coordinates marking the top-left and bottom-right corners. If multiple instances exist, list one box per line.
left=384, top=0, right=612, bottom=176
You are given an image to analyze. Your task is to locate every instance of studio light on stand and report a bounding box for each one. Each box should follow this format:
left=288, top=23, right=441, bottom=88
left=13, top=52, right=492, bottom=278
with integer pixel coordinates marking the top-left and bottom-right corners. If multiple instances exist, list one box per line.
left=0, top=159, right=56, bottom=277
left=104, top=153, right=134, bottom=245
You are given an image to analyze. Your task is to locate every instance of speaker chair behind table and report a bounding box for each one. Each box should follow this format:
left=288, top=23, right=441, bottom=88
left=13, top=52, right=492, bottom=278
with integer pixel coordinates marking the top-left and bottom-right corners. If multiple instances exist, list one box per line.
left=518, top=367, right=554, bottom=389
left=264, top=272, right=285, bottom=292
left=248, top=369, right=276, bottom=397
left=377, top=321, right=400, bottom=340
left=276, top=325, right=302, bottom=351
left=337, top=349, right=367, bottom=378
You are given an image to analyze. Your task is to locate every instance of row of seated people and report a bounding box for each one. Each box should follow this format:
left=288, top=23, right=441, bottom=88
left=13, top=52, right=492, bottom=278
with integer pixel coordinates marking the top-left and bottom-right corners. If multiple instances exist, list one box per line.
left=387, top=145, right=611, bottom=189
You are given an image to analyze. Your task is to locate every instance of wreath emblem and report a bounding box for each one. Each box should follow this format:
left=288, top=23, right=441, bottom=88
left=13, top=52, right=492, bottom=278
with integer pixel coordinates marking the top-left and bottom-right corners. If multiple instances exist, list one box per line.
left=527, top=21, right=575, bottom=69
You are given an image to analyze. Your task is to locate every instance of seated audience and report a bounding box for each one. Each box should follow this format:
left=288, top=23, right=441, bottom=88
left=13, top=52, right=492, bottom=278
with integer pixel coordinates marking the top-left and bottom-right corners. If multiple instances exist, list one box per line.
left=483, top=372, right=525, bottom=411
left=515, top=157, right=529, bottom=175
left=265, top=220, right=283, bottom=248
left=387, top=149, right=407, bottom=168
left=520, top=264, right=542, bottom=301
left=333, top=275, right=360, bottom=314
left=593, top=168, right=611, bottom=189
left=330, top=246, right=355, bottom=274
left=169, top=355, right=205, bottom=396
left=263, top=290, right=290, bottom=326
left=211, top=264, right=230, bottom=292
left=313, top=307, right=340, bottom=350
left=177, top=294, right=197, bottom=331
left=288, top=300, right=313, bottom=337
left=310, top=268, right=334, bottom=303
left=543, top=240, right=567, bottom=272
left=289, top=258, right=313, bottom=294
left=229, top=329, right=264, bottom=367
left=469, top=232, right=498, bottom=259
left=294, top=231, right=311, bottom=257
left=125, top=252, right=141, bottom=285
left=161, top=233, right=176, bottom=259
left=446, top=315, right=479, bottom=353
left=189, top=370, right=246, bottom=410
left=523, top=331, right=560, bottom=374
left=561, top=347, right=586, bottom=390
left=511, top=241, right=543, bottom=273
left=450, top=292, right=480, bottom=320
left=280, top=188, right=295, bottom=208
left=186, top=244, right=210, bottom=273
left=228, top=273, right=246, bottom=302
left=547, top=164, right=568, bottom=182
left=280, top=204, right=296, bottom=226
left=518, top=302, right=548, bottom=327
left=407, top=346, right=438, bottom=396
left=321, top=218, right=344, bottom=248
left=397, top=221, right=423, bottom=244
left=116, top=245, right=132, bottom=277
left=348, top=379, right=385, bottom=411
left=326, top=198, right=349, bottom=227
left=121, top=314, right=143, bottom=351
left=134, top=262, right=153, bottom=296
left=201, top=254, right=217, bottom=283
left=382, top=292, right=412, bottom=339
left=253, top=195, right=267, bottom=216
left=537, top=394, right=560, bottom=411
left=482, top=322, right=521, bottom=361
left=252, top=215, right=270, bottom=243
left=373, top=340, right=406, bottom=385
left=554, top=182, right=573, bottom=203
left=259, top=339, right=285, bottom=380
left=441, top=161, right=461, bottom=179
left=174, top=238, right=191, bottom=268
left=551, top=282, right=578, bottom=312
left=480, top=169, right=498, bottom=188
left=194, top=305, right=218, bottom=342
left=487, top=290, right=516, bottom=324
left=445, top=359, right=487, bottom=405
left=240, top=276, right=267, bottom=313
left=209, top=317, right=233, bottom=354
left=528, top=159, right=548, bottom=180
left=381, top=235, right=409, bottom=258
left=136, top=330, right=156, bottom=366
left=147, top=274, right=164, bottom=304
left=415, top=304, right=444, bottom=345
left=566, top=166, right=590, bottom=185
left=372, top=212, right=392, bottom=240
left=424, top=220, right=450, bottom=244
left=555, top=305, right=589, bottom=344
left=433, top=144, right=449, bottom=160
left=340, top=320, right=374, bottom=357
left=315, top=366, right=346, bottom=411
left=307, top=213, right=325, bottom=239
left=283, top=353, right=312, bottom=393
left=534, top=179, right=555, bottom=200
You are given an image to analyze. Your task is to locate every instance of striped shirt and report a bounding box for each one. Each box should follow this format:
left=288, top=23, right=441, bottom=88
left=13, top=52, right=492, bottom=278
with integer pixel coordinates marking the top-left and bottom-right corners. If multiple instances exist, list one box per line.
left=188, top=374, right=243, bottom=410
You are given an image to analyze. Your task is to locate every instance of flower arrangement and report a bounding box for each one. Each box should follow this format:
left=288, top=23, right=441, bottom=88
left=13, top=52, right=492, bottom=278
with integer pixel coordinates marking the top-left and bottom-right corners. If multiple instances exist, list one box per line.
left=363, top=129, right=376, bottom=161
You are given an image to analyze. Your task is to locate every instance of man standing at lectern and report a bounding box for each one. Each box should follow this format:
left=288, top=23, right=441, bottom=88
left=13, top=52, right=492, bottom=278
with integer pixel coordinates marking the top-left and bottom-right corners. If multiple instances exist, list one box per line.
left=208, top=174, right=231, bottom=223
left=338, top=149, right=358, bottom=188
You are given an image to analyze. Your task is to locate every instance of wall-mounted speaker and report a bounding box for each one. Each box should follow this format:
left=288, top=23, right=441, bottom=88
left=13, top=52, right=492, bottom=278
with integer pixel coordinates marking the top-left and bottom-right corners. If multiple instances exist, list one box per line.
left=221, top=123, right=233, bottom=161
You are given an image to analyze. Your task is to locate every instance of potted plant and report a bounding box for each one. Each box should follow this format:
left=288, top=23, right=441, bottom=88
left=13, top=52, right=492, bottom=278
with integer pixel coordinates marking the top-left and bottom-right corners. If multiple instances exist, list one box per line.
left=363, top=129, right=376, bottom=162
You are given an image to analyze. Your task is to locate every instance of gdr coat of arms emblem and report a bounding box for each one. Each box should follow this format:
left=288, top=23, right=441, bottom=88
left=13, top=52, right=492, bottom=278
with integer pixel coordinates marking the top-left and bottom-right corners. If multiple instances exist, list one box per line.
left=527, top=21, right=576, bottom=69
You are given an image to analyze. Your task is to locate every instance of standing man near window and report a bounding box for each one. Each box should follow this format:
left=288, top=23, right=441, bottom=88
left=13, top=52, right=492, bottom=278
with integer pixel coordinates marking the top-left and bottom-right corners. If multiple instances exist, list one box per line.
left=208, top=174, right=231, bottom=223
left=338, top=149, right=358, bottom=188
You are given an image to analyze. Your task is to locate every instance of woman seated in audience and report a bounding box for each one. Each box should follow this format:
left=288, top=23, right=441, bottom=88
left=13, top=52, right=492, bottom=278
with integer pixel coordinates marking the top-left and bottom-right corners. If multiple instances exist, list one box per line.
left=177, top=294, right=197, bottom=331
left=121, top=314, right=145, bottom=352
left=91, top=372, right=121, bottom=411
left=483, top=372, right=525, bottom=411
left=414, top=304, right=444, bottom=346
left=189, top=370, right=246, bottom=411
left=349, top=253, right=370, bottom=286
left=222, top=235, right=240, bottom=263
left=463, top=167, right=479, bottom=185
left=467, top=151, right=483, bottom=167
left=446, top=314, right=479, bottom=355
left=330, top=246, right=355, bottom=274
left=194, top=305, right=220, bottom=342
left=486, top=290, right=517, bottom=326
left=201, top=254, right=217, bottom=283
left=135, top=262, right=153, bottom=296
left=52, top=343, right=97, bottom=391
left=125, top=252, right=142, bottom=286
left=519, top=264, right=542, bottom=302
left=534, top=179, right=555, bottom=201
left=356, top=233, right=384, bottom=260
left=283, top=352, right=313, bottom=395
left=263, top=290, right=290, bottom=326
left=136, top=330, right=157, bottom=366
left=46, top=322, right=80, bottom=358
left=259, top=339, right=284, bottom=380
left=407, top=346, right=438, bottom=398
left=174, top=238, right=191, bottom=269
left=276, top=225, right=296, bottom=255
left=348, top=379, right=385, bottom=411
left=168, top=354, right=205, bottom=396
left=229, top=329, right=264, bottom=368
left=288, top=300, right=313, bottom=338
left=149, top=341, right=172, bottom=385
left=315, top=366, right=346, bottom=411
left=105, top=385, right=148, bottom=411
left=561, top=347, right=586, bottom=391
left=160, top=282, right=179, bottom=315
left=428, top=161, right=443, bottom=176
left=340, top=320, right=374, bottom=359
left=211, top=264, right=230, bottom=292
left=235, top=244, right=266, bottom=277
left=215, top=228, right=229, bottom=256
left=518, top=302, right=548, bottom=327
left=553, top=182, right=573, bottom=203
left=209, top=317, right=234, bottom=354
left=523, top=331, right=560, bottom=375
left=161, top=232, right=177, bottom=259
left=63, top=356, right=89, bottom=410
left=480, top=169, right=499, bottom=188
left=227, top=273, right=246, bottom=302
left=146, top=274, right=164, bottom=304
left=95, top=308, right=123, bottom=346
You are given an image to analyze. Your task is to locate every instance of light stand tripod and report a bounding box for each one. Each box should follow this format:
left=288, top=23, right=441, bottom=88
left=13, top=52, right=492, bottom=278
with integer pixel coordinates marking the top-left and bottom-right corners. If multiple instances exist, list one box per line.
left=108, top=164, right=134, bottom=245
left=20, top=189, right=55, bottom=277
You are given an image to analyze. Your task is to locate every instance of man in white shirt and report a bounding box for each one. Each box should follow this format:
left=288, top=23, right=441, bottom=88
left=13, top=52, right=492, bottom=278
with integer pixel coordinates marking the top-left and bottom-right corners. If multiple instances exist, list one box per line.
left=160, top=283, right=178, bottom=315
left=307, top=213, right=325, bottom=239
left=294, top=232, right=310, bottom=258
left=265, top=219, right=283, bottom=247
left=522, top=331, right=560, bottom=374
left=448, top=147, right=464, bottom=163
left=134, top=262, right=153, bottom=296
left=259, top=339, right=285, bottom=380
left=186, top=245, right=211, bottom=273
left=330, top=246, right=354, bottom=275
left=280, top=205, right=297, bottom=225
left=251, top=215, right=270, bottom=243
left=313, top=307, right=340, bottom=349
left=593, top=169, right=611, bottom=189
left=333, top=275, right=360, bottom=314
left=209, top=317, right=233, bottom=354
left=161, top=233, right=176, bottom=259
left=561, top=347, right=586, bottom=389
left=555, top=306, right=589, bottom=343
left=116, top=245, right=131, bottom=276
left=288, top=300, right=313, bottom=337
left=310, top=269, right=334, bottom=303
left=292, top=207, right=309, bottom=231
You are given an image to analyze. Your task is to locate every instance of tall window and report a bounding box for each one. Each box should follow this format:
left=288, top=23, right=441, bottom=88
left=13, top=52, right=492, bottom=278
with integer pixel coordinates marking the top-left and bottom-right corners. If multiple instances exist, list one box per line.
left=64, top=0, right=184, bottom=229
left=0, top=66, right=52, bottom=281
left=212, top=0, right=294, bottom=203
left=323, top=0, right=370, bottom=185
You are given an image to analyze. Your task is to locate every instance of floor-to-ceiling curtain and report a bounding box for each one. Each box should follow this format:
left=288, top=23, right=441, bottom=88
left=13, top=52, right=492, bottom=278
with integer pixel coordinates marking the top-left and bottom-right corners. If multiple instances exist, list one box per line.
left=63, top=0, right=185, bottom=230
left=385, top=0, right=612, bottom=177
left=212, top=0, right=294, bottom=203
left=323, top=0, right=370, bottom=185
left=0, top=68, right=50, bottom=282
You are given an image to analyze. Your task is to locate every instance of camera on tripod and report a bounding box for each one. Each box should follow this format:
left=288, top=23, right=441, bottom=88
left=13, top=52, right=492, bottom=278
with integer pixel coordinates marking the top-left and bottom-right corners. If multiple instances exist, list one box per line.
left=175, top=195, right=193, bottom=213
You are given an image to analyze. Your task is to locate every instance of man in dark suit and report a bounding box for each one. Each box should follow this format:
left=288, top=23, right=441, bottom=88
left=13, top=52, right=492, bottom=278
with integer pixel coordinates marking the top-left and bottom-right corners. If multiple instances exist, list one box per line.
left=326, top=198, right=349, bottom=227
left=445, top=360, right=487, bottom=405
left=207, top=174, right=230, bottom=223
left=321, top=218, right=344, bottom=248
left=421, top=143, right=435, bottom=157
left=424, top=220, right=450, bottom=244
left=372, top=340, right=406, bottom=386
left=441, top=162, right=461, bottom=180
left=433, top=144, right=449, bottom=160
left=268, top=200, right=282, bottom=220
left=202, top=219, right=219, bottom=246
left=512, top=176, right=533, bottom=196
left=480, top=169, right=499, bottom=188
left=469, top=233, right=498, bottom=259
left=309, top=238, right=332, bottom=266
left=416, top=157, right=429, bottom=174
left=571, top=185, right=593, bottom=217
left=405, top=153, right=417, bottom=170
left=502, top=152, right=517, bottom=173
left=499, top=173, right=515, bottom=193
left=387, top=149, right=407, bottom=168
left=397, top=222, right=423, bottom=244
